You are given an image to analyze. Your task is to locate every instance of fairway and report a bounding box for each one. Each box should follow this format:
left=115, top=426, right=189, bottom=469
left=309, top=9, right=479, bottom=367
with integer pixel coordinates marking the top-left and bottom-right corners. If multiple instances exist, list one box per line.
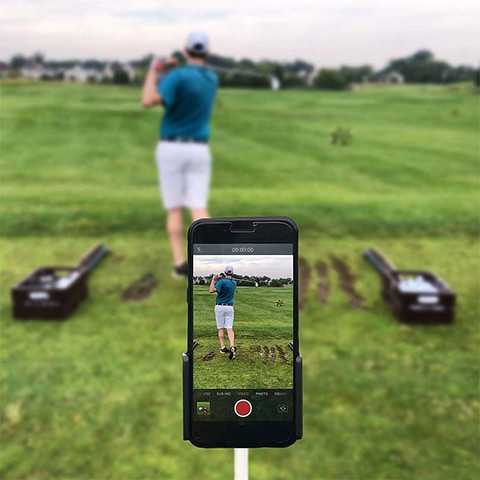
left=1, top=81, right=479, bottom=480
left=193, top=285, right=293, bottom=389
left=1, top=82, right=478, bottom=237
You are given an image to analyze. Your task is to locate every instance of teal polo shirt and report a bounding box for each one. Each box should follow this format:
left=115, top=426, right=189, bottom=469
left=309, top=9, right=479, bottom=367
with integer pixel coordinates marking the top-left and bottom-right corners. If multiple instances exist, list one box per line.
left=158, top=64, right=218, bottom=140
left=215, top=278, right=237, bottom=304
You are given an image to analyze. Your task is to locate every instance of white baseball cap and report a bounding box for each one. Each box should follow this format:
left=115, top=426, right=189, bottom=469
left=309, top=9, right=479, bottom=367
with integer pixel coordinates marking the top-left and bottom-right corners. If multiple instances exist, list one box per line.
left=186, top=31, right=209, bottom=55
left=225, top=265, right=234, bottom=275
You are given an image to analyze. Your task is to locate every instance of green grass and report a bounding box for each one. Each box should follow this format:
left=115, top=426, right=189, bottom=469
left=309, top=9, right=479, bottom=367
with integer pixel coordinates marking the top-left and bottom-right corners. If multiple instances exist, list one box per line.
left=0, top=81, right=479, bottom=479
left=1, top=82, right=478, bottom=237
left=193, top=285, right=293, bottom=389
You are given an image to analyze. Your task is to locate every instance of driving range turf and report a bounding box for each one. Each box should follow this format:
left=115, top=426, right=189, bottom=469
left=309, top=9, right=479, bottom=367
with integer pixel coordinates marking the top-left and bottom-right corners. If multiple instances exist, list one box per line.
left=1, top=81, right=479, bottom=480
left=193, top=285, right=293, bottom=389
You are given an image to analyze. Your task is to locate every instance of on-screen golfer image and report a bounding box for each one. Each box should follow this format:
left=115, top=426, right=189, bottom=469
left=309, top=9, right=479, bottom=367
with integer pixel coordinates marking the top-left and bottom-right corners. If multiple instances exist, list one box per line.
left=193, top=254, right=294, bottom=390
left=209, top=265, right=237, bottom=360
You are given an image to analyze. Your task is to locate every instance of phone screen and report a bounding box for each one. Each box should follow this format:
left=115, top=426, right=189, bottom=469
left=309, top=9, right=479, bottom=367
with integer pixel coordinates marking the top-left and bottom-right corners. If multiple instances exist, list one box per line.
left=192, top=242, right=294, bottom=424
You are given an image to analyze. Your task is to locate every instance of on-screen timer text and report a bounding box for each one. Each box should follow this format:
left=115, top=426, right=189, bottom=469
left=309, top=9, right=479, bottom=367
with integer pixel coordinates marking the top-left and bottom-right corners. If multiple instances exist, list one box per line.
left=231, top=247, right=255, bottom=253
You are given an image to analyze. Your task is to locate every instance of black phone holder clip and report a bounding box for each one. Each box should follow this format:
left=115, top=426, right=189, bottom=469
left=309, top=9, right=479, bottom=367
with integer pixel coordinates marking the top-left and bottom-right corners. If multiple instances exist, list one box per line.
left=182, top=345, right=303, bottom=442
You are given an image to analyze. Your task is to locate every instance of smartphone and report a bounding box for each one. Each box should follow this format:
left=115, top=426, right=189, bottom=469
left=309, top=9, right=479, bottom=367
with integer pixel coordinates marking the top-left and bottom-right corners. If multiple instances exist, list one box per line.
left=183, top=217, right=302, bottom=448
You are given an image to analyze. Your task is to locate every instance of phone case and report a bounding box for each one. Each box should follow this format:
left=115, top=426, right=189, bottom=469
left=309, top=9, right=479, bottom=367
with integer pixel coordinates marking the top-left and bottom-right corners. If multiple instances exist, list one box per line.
left=182, top=352, right=303, bottom=442
left=183, top=217, right=302, bottom=446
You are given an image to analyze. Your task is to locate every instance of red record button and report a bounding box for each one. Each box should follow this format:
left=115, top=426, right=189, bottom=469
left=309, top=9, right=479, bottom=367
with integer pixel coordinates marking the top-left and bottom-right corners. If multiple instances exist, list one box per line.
left=234, top=400, right=252, bottom=418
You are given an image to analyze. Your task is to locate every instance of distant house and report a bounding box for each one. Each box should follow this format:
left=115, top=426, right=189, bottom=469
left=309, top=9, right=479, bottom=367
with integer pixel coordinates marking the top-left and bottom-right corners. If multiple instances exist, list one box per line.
left=64, top=65, right=102, bottom=82
left=123, top=63, right=137, bottom=81
left=297, top=68, right=316, bottom=86
left=376, top=71, right=404, bottom=84
left=16, top=59, right=134, bottom=83
left=270, top=76, right=280, bottom=90
left=20, top=64, right=45, bottom=80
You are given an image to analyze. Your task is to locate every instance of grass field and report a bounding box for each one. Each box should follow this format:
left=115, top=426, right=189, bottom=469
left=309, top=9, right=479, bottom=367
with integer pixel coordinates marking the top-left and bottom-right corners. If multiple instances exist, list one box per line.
left=193, top=285, right=293, bottom=389
left=1, top=80, right=479, bottom=480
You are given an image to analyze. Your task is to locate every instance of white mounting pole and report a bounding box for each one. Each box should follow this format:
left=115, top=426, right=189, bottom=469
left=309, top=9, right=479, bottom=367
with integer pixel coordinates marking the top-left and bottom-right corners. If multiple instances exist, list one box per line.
left=234, top=448, right=249, bottom=480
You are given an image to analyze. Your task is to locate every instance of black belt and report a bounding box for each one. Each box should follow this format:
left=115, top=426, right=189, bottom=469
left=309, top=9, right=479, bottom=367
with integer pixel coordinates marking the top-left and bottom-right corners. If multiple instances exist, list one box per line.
left=217, top=303, right=233, bottom=306
left=161, top=137, right=208, bottom=144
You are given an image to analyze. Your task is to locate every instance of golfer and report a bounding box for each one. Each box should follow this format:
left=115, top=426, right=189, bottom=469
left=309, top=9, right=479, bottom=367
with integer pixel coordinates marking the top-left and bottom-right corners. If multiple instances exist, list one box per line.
left=209, top=266, right=237, bottom=359
left=141, top=32, right=218, bottom=278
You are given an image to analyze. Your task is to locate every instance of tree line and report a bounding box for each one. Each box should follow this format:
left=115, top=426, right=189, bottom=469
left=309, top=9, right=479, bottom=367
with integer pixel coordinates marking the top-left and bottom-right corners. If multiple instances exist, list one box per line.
left=6, top=49, right=479, bottom=89
left=194, top=274, right=293, bottom=287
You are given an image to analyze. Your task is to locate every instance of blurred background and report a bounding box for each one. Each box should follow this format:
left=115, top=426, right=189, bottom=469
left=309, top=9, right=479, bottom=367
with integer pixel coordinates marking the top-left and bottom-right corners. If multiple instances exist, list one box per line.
left=1, top=1, right=479, bottom=479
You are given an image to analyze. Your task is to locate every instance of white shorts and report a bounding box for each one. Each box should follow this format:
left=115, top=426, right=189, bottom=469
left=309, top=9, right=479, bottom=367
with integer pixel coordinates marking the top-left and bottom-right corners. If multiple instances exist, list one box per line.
left=155, top=141, right=211, bottom=209
left=215, top=305, right=234, bottom=329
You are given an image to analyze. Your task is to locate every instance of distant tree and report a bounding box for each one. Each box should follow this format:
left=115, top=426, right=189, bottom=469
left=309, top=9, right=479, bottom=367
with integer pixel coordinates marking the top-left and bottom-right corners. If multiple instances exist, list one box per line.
left=475, top=69, right=480, bottom=87
left=219, top=71, right=270, bottom=89
left=130, top=54, right=154, bottom=70
left=451, top=65, right=476, bottom=83
left=207, top=54, right=236, bottom=69
left=254, top=62, right=272, bottom=75
left=285, top=59, right=314, bottom=74
left=10, top=54, right=27, bottom=69
left=216, top=71, right=229, bottom=85
left=272, top=65, right=284, bottom=83
left=339, top=65, right=373, bottom=84
left=45, top=60, right=77, bottom=69
left=239, top=58, right=255, bottom=69
left=134, top=68, right=147, bottom=84
left=417, top=61, right=453, bottom=83
left=82, top=59, right=106, bottom=70
left=411, top=50, right=434, bottom=62
left=10, top=51, right=44, bottom=67
left=171, top=50, right=186, bottom=65
left=112, top=69, right=129, bottom=84
left=255, top=60, right=285, bottom=80
left=382, top=50, right=461, bottom=83
left=282, top=74, right=306, bottom=88
left=313, top=69, right=347, bottom=90
left=270, top=279, right=283, bottom=287
left=32, top=52, right=44, bottom=64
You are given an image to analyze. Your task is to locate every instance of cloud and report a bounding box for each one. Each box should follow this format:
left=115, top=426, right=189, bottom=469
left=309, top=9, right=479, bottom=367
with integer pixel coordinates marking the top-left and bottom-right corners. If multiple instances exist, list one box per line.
left=194, top=255, right=293, bottom=279
left=1, top=0, right=478, bottom=67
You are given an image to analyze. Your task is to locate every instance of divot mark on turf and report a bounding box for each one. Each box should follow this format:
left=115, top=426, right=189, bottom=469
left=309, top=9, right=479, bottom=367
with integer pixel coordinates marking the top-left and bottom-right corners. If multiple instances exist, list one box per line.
left=299, top=257, right=311, bottom=310
left=330, top=256, right=364, bottom=310
left=121, top=273, right=158, bottom=301
left=250, top=345, right=261, bottom=364
left=276, top=345, right=290, bottom=365
left=271, top=347, right=276, bottom=363
left=202, top=351, right=215, bottom=362
left=263, top=346, right=269, bottom=365
left=315, top=261, right=330, bottom=305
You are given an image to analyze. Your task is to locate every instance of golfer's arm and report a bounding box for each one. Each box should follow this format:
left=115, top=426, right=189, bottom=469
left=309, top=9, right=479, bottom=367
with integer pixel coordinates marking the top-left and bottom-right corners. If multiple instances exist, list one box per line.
left=141, top=69, right=162, bottom=108
left=209, top=278, right=217, bottom=293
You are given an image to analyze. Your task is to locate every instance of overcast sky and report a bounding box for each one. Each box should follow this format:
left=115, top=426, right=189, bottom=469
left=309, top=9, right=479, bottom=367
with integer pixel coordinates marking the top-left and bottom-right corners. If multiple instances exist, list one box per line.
left=194, top=255, right=293, bottom=279
left=1, top=1, right=478, bottom=68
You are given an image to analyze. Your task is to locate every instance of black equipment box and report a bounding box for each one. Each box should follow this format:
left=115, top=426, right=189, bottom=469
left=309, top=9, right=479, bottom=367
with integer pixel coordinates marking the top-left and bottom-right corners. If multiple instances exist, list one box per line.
left=12, top=244, right=109, bottom=320
left=364, top=248, right=455, bottom=324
